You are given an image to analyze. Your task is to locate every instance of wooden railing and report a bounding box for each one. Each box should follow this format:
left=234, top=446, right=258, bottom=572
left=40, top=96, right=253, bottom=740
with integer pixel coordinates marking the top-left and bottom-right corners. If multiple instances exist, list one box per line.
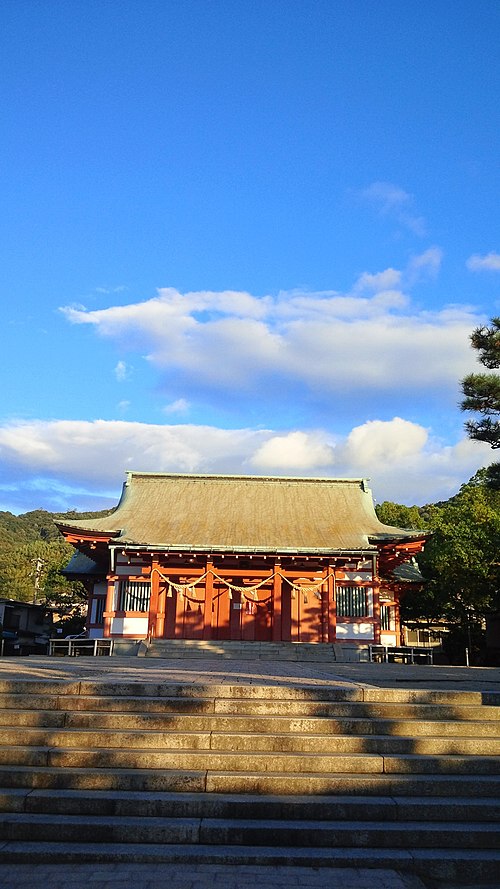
left=368, top=644, right=434, bottom=664
left=48, top=639, right=114, bottom=657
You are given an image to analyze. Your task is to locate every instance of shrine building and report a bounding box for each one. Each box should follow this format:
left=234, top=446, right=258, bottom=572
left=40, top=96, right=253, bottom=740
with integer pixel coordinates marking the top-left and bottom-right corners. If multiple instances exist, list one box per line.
left=57, top=472, right=428, bottom=649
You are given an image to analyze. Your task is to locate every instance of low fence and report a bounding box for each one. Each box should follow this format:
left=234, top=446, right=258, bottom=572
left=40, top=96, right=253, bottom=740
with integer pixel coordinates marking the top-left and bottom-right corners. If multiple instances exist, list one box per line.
left=48, top=638, right=114, bottom=657
left=368, top=644, right=434, bottom=664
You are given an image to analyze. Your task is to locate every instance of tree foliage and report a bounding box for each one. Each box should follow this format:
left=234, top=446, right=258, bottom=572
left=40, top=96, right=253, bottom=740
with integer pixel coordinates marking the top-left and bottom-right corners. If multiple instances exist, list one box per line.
left=0, top=509, right=110, bottom=621
left=461, top=316, right=500, bottom=454
left=375, top=501, right=426, bottom=530
left=418, top=472, right=500, bottom=617
left=378, top=470, right=500, bottom=661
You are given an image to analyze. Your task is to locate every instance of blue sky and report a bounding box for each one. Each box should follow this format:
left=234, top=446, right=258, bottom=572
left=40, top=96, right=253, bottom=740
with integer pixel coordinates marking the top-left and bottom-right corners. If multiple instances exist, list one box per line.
left=1, top=0, right=499, bottom=513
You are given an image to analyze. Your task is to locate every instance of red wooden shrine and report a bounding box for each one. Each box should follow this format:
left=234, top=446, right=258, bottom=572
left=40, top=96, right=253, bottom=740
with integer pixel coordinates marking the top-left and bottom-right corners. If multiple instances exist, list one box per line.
left=58, top=473, right=427, bottom=649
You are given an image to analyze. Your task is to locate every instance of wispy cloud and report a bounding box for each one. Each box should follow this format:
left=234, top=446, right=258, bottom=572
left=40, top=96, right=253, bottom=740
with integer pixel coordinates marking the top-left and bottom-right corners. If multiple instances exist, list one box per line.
left=405, top=247, right=443, bottom=284
left=359, top=181, right=426, bottom=236
left=466, top=252, right=500, bottom=272
left=95, top=285, right=129, bottom=294
left=114, top=360, right=130, bottom=382
left=163, top=398, right=190, bottom=415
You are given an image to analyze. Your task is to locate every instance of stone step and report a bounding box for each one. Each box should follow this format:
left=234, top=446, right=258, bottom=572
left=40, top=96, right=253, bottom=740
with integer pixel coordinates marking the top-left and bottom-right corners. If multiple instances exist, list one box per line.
left=200, top=731, right=500, bottom=756
left=2, top=694, right=499, bottom=723
left=0, top=745, right=382, bottom=773
left=2, top=679, right=498, bottom=707
left=1, top=813, right=499, bottom=849
left=144, top=640, right=358, bottom=662
left=2, top=744, right=500, bottom=775
left=67, top=683, right=500, bottom=707
left=0, top=841, right=498, bottom=883
left=2, top=764, right=500, bottom=796
left=2, top=708, right=500, bottom=737
left=1, top=725, right=499, bottom=756
left=13, top=763, right=500, bottom=798
left=0, top=674, right=498, bottom=879
left=2, top=788, right=500, bottom=822
left=206, top=769, right=500, bottom=796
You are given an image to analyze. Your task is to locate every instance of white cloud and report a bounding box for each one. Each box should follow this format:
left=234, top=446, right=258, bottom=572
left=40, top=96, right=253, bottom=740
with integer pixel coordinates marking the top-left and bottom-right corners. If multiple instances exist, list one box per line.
left=114, top=360, right=129, bottom=382
left=405, top=247, right=443, bottom=284
left=163, top=398, right=190, bottom=415
left=95, top=286, right=128, bottom=294
left=251, top=431, right=335, bottom=470
left=359, top=181, right=426, bottom=236
left=466, top=252, right=500, bottom=272
left=361, top=181, right=411, bottom=210
left=0, top=417, right=492, bottom=509
left=342, top=418, right=429, bottom=464
left=353, top=268, right=402, bottom=292
left=60, top=264, right=481, bottom=410
left=0, top=420, right=268, bottom=487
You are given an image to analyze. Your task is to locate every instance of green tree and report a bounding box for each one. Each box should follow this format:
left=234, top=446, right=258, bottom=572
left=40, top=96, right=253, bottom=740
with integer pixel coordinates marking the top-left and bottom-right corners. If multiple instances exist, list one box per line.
left=44, top=558, right=88, bottom=636
left=461, top=317, right=500, bottom=488
left=0, top=507, right=111, bottom=606
left=0, top=539, right=73, bottom=603
left=400, top=472, right=500, bottom=662
left=376, top=501, right=426, bottom=530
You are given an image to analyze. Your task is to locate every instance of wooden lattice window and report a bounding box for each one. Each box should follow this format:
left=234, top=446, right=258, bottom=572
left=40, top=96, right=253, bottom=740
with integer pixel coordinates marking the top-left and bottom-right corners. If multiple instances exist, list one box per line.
left=117, top=580, right=151, bottom=612
left=336, top=585, right=369, bottom=618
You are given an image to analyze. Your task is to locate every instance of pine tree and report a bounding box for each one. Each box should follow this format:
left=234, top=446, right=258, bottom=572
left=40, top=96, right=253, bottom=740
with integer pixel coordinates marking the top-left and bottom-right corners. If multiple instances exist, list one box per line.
left=461, top=317, right=500, bottom=446
left=461, top=317, right=500, bottom=487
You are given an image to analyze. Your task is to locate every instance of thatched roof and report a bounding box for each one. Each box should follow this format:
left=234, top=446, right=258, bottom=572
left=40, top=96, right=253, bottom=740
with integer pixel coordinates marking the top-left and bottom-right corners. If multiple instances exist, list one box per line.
left=57, top=472, right=425, bottom=554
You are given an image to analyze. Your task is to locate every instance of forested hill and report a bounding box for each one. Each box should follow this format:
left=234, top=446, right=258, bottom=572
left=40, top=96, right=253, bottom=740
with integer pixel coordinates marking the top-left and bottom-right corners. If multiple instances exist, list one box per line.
left=0, top=508, right=113, bottom=604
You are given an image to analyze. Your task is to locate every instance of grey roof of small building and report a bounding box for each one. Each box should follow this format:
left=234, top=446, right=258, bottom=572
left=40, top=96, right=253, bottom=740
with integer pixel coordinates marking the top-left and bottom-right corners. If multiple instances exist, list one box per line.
left=57, top=472, right=426, bottom=555
left=390, top=561, right=425, bottom=583
left=62, top=551, right=106, bottom=577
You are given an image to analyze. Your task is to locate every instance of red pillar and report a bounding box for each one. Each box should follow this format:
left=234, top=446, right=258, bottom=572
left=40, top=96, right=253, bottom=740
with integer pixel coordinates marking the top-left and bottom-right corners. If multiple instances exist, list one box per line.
left=147, top=559, right=160, bottom=638
left=103, top=576, right=116, bottom=638
left=327, top=565, right=336, bottom=643
left=272, top=562, right=282, bottom=641
left=372, top=556, right=381, bottom=644
left=203, top=561, right=214, bottom=640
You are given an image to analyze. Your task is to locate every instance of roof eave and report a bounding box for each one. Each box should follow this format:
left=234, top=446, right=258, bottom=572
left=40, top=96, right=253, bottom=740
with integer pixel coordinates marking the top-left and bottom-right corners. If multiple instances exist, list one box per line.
left=112, top=542, right=378, bottom=556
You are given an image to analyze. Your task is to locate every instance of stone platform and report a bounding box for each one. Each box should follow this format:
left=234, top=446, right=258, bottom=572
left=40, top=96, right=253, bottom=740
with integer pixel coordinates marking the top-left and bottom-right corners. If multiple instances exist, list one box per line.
left=1, top=655, right=500, bottom=692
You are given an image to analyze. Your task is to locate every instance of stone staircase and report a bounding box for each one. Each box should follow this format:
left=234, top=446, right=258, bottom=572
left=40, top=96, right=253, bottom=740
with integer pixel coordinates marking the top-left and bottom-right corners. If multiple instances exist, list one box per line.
left=0, top=676, right=499, bottom=880
left=142, top=638, right=367, bottom=662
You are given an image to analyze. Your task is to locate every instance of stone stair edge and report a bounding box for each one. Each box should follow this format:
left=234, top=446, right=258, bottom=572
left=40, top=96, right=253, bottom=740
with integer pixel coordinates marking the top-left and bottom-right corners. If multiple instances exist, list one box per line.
left=2, top=766, right=500, bottom=796
left=0, top=679, right=498, bottom=706
left=1, top=728, right=500, bottom=757
left=3, top=747, right=500, bottom=776
left=2, top=814, right=499, bottom=855
left=2, top=704, right=500, bottom=730
left=2, top=787, right=499, bottom=822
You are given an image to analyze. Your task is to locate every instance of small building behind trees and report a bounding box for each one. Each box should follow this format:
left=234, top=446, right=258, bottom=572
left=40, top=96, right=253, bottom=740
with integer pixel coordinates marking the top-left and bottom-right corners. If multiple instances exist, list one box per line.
left=57, top=473, right=428, bottom=650
left=0, top=598, right=53, bottom=655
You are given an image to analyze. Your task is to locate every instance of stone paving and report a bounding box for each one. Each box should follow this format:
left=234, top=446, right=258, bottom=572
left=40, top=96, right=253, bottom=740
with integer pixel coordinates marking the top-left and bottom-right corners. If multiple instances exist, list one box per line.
left=1, top=655, right=500, bottom=692
left=0, top=862, right=428, bottom=889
